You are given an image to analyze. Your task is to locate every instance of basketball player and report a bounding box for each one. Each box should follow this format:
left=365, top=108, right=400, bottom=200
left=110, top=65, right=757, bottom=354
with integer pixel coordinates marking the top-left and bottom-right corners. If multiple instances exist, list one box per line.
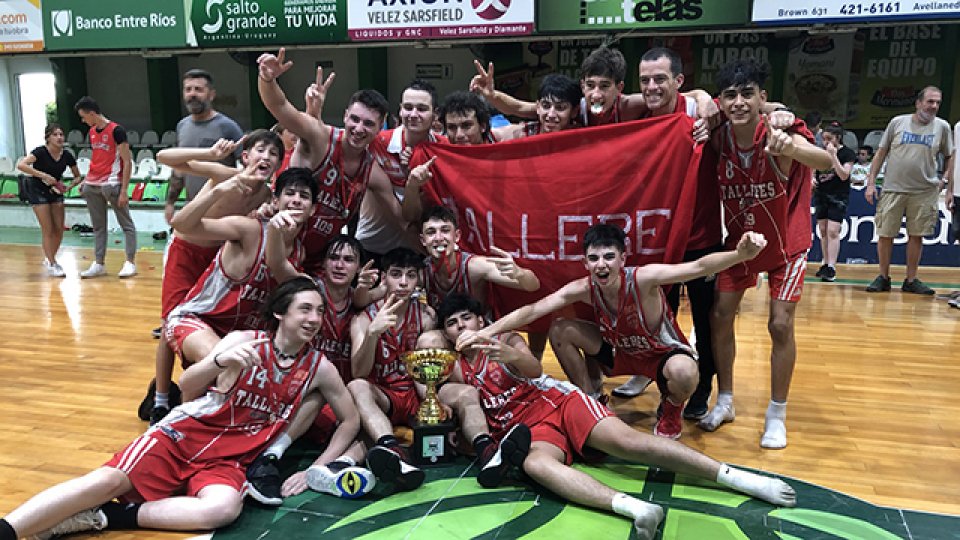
left=698, top=59, right=831, bottom=450
left=432, top=293, right=796, bottom=540
left=457, top=223, right=767, bottom=440
left=0, top=278, right=361, bottom=539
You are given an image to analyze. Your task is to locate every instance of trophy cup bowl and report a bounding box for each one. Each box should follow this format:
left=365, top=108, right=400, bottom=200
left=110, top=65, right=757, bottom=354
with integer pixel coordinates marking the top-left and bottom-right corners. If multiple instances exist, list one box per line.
left=402, top=348, right=458, bottom=425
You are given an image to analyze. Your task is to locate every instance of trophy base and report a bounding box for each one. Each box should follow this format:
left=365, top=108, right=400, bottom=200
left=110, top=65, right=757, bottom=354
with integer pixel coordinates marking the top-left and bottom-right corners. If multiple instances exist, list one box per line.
left=411, top=419, right=456, bottom=467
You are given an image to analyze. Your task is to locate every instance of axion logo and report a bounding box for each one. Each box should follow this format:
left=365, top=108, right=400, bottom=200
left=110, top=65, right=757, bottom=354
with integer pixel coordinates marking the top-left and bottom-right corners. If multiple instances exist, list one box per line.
left=472, top=0, right=510, bottom=20
left=201, top=0, right=225, bottom=33
left=50, top=10, right=73, bottom=37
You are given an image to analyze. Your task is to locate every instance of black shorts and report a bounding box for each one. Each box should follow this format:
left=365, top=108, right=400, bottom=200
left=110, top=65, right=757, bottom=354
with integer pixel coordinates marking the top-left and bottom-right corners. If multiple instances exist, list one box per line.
left=20, top=177, right=64, bottom=206
left=813, top=191, right=848, bottom=223
left=594, top=342, right=692, bottom=395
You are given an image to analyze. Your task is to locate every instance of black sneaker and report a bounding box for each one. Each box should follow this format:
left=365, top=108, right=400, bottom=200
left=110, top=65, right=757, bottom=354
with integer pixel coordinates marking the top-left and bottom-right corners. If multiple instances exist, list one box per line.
left=152, top=326, right=162, bottom=339
left=902, top=278, right=935, bottom=295
left=865, top=275, right=891, bottom=293
left=682, top=400, right=709, bottom=420
left=814, top=264, right=827, bottom=278
left=821, top=266, right=836, bottom=282
left=137, top=379, right=157, bottom=421
left=367, top=444, right=424, bottom=491
left=138, top=380, right=181, bottom=421
left=477, top=424, right=531, bottom=488
left=149, top=405, right=170, bottom=425
left=245, top=454, right=283, bottom=506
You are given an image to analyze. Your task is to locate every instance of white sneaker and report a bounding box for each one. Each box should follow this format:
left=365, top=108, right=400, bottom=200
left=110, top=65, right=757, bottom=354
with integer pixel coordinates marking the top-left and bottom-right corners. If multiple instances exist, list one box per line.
left=80, top=262, right=106, bottom=279
left=31, top=507, right=107, bottom=539
left=118, top=261, right=137, bottom=278
left=306, top=463, right=376, bottom=499
left=612, top=375, right=653, bottom=398
left=47, top=263, right=66, bottom=277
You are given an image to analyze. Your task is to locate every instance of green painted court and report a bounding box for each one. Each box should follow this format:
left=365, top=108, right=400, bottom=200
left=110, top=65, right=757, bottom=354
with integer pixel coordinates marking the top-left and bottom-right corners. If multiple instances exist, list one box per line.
left=213, top=444, right=960, bottom=540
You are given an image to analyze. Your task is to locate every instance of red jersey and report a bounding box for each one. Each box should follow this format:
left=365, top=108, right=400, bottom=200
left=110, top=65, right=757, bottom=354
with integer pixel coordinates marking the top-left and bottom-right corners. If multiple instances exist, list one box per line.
left=457, top=341, right=587, bottom=436
left=362, top=299, right=428, bottom=392
left=86, top=121, right=126, bottom=184
left=302, top=127, right=375, bottom=272
left=152, top=333, right=322, bottom=465
left=590, top=267, right=691, bottom=375
left=422, top=251, right=482, bottom=309
left=310, top=279, right=355, bottom=383
left=370, top=127, right=446, bottom=187
left=716, top=121, right=814, bottom=273
left=170, top=221, right=299, bottom=335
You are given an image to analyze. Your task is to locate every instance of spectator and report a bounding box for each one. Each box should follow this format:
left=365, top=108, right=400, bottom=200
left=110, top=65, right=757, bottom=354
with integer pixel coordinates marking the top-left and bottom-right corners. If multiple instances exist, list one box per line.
left=813, top=121, right=857, bottom=282
left=865, top=86, right=953, bottom=295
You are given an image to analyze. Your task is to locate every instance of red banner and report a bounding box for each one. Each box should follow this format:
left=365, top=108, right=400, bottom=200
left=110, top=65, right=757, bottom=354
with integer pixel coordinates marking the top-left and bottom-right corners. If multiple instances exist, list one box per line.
left=417, top=113, right=702, bottom=321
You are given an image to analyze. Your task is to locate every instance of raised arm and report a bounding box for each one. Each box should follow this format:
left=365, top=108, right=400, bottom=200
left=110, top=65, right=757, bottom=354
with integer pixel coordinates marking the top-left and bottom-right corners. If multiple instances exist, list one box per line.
left=469, top=60, right=538, bottom=119
left=169, top=171, right=258, bottom=242
left=257, top=49, right=332, bottom=157
left=472, top=332, right=542, bottom=379
left=157, top=138, right=240, bottom=182
left=456, top=278, right=589, bottom=350
left=634, top=232, right=766, bottom=291
left=762, top=115, right=831, bottom=172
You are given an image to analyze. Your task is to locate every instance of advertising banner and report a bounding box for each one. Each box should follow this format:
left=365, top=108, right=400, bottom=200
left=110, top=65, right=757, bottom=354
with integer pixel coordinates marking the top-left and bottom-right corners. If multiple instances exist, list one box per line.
left=781, top=33, right=855, bottom=122
left=753, top=0, right=960, bottom=25
left=693, top=33, right=772, bottom=90
left=188, top=0, right=345, bottom=46
left=846, top=25, right=945, bottom=130
left=348, top=0, right=534, bottom=42
left=808, top=188, right=957, bottom=266
left=42, top=0, right=187, bottom=51
left=538, top=0, right=749, bottom=32
left=0, top=0, right=42, bottom=53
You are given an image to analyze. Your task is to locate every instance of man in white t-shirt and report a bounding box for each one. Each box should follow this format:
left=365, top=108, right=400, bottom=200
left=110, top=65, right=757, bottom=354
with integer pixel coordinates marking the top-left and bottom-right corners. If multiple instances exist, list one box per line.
left=864, top=86, right=953, bottom=295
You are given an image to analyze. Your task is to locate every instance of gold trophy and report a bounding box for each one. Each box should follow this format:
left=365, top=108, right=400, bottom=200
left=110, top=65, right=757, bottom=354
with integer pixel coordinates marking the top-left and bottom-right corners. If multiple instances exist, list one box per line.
left=402, top=348, right=458, bottom=465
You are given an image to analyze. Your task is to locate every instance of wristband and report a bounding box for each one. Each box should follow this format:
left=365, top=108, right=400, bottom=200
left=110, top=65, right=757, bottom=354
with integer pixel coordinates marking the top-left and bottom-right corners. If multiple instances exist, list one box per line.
left=213, top=353, right=225, bottom=369
left=773, top=106, right=792, bottom=113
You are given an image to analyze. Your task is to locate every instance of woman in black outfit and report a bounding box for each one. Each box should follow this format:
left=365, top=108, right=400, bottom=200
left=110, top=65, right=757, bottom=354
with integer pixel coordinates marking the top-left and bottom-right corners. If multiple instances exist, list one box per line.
left=17, top=123, right=82, bottom=277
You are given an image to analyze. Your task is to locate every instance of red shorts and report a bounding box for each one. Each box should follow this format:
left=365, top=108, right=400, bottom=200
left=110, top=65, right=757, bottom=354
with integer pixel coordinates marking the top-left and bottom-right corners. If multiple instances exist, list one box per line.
left=306, top=403, right=338, bottom=446
left=164, top=315, right=217, bottom=361
left=161, top=237, right=220, bottom=319
left=526, top=391, right=614, bottom=465
left=104, top=433, right=245, bottom=503
left=382, top=386, right=420, bottom=426
left=715, top=252, right=807, bottom=303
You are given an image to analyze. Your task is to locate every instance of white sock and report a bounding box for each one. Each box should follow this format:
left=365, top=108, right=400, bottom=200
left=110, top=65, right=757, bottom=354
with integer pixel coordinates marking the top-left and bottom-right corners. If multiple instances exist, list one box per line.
left=154, top=392, right=169, bottom=408
left=716, top=464, right=796, bottom=507
left=698, top=392, right=734, bottom=431
left=612, top=493, right=663, bottom=540
left=264, top=434, right=293, bottom=460
left=761, top=400, right=787, bottom=449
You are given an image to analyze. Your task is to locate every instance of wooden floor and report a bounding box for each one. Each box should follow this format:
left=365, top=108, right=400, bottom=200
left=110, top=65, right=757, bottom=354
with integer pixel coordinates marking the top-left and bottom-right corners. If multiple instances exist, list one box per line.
left=0, top=243, right=958, bottom=539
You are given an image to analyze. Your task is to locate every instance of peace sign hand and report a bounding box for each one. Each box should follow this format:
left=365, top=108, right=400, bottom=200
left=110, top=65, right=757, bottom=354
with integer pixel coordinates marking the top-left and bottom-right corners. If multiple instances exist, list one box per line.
left=257, top=48, right=294, bottom=83
left=369, top=294, right=404, bottom=336
left=469, top=60, right=495, bottom=100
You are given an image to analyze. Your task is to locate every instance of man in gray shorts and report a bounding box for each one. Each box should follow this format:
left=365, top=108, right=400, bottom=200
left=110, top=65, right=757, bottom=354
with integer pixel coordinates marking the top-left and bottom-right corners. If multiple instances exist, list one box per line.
left=864, top=86, right=953, bottom=295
